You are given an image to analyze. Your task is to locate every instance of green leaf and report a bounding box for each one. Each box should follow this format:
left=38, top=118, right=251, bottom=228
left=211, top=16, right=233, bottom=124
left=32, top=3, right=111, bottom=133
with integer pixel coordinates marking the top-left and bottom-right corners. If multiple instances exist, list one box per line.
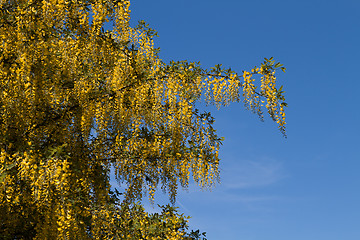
left=275, top=62, right=283, bottom=68
left=5, top=162, right=16, bottom=170
left=0, top=172, right=7, bottom=183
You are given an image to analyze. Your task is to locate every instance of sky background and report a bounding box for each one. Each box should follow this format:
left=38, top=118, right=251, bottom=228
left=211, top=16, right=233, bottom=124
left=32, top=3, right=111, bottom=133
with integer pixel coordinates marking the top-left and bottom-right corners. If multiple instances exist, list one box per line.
left=126, top=1, right=360, bottom=239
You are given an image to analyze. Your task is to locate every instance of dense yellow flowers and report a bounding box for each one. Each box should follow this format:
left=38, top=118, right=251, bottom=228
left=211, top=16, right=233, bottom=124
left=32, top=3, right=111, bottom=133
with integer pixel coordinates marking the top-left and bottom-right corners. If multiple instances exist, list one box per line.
left=0, top=0, right=286, bottom=238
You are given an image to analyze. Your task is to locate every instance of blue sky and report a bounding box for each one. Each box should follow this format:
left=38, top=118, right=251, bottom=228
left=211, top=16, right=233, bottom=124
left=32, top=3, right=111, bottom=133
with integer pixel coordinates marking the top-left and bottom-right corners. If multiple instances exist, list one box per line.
left=127, top=1, right=360, bottom=239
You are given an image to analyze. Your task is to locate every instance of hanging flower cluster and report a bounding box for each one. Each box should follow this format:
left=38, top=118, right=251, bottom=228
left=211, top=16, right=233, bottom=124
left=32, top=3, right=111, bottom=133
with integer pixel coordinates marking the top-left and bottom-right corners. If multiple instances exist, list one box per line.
left=0, top=0, right=286, bottom=238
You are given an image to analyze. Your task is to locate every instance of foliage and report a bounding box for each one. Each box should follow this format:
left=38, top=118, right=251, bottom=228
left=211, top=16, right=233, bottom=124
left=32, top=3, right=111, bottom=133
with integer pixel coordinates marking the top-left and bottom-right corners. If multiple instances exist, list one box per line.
left=0, top=0, right=286, bottom=238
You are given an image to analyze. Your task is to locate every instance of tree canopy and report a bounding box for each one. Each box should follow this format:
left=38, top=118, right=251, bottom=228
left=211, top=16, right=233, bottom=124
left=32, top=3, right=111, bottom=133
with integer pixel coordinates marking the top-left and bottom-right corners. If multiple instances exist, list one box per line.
left=0, top=0, right=286, bottom=239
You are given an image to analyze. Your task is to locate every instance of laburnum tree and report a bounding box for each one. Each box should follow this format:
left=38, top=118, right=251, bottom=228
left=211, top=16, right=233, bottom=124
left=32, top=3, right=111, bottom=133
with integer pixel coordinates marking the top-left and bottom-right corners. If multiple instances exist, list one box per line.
left=0, top=0, right=287, bottom=239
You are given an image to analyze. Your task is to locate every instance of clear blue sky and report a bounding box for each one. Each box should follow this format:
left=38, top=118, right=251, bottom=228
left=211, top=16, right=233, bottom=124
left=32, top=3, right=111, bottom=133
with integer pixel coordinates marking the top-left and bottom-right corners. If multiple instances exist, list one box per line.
left=127, top=1, right=360, bottom=239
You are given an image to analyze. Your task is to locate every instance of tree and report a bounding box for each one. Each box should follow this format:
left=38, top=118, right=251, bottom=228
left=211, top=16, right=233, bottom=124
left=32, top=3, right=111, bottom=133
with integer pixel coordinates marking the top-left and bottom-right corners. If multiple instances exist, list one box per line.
left=0, top=0, right=286, bottom=239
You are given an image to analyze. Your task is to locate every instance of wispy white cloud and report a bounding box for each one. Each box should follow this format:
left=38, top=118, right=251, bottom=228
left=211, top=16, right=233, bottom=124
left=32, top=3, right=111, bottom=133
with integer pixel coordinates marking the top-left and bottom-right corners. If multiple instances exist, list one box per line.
left=220, top=157, right=286, bottom=189
left=211, top=192, right=279, bottom=203
left=172, top=156, right=287, bottom=214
